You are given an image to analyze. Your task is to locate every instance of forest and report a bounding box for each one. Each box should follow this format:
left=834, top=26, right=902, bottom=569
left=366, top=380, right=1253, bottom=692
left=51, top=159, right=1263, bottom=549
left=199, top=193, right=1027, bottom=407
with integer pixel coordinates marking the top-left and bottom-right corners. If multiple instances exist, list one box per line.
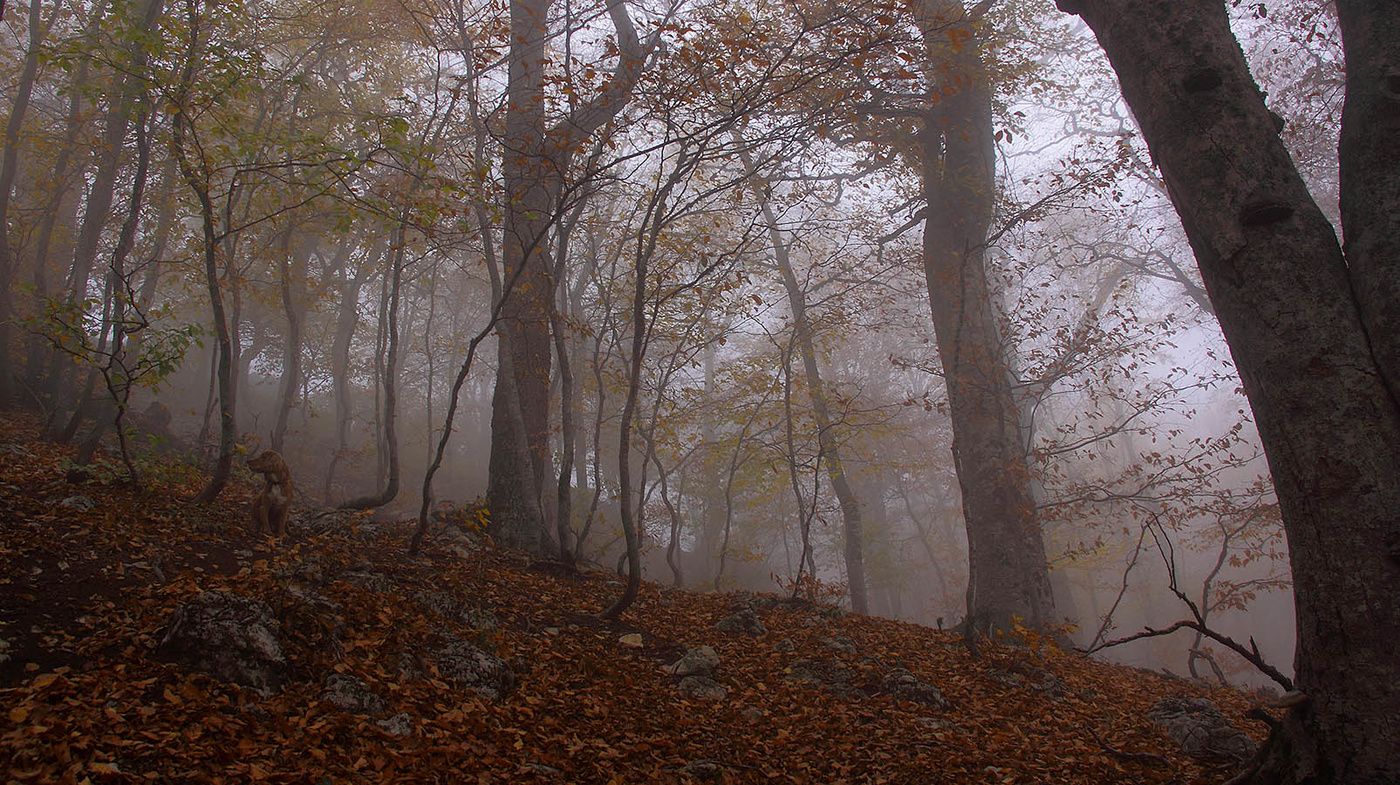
left=1, top=0, right=1397, bottom=782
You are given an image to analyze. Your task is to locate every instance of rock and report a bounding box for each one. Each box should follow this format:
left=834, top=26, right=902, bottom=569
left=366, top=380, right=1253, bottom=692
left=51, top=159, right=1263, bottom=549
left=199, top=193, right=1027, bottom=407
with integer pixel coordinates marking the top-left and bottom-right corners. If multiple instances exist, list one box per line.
left=774, top=638, right=796, bottom=653
left=1035, top=670, right=1068, bottom=700
left=678, top=675, right=728, bottom=700
left=681, top=760, right=725, bottom=780
left=715, top=607, right=767, bottom=637
left=435, top=636, right=515, bottom=701
left=342, top=570, right=395, bottom=594
left=619, top=633, right=644, bottom=648
left=664, top=646, right=720, bottom=678
left=880, top=667, right=950, bottom=711
left=281, top=585, right=346, bottom=659
left=784, top=657, right=852, bottom=693
left=322, top=673, right=387, bottom=715
left=375, top=712, right=414, bottom=737
left=60, top=495, right=95, bottom=510
left=740, top=706, right=765, bottom=721
left=824, top=636, right=858, bottom=654
left=1148, top=696, right=1258, bottom=764
left=156, top=592, right=284, bottom=695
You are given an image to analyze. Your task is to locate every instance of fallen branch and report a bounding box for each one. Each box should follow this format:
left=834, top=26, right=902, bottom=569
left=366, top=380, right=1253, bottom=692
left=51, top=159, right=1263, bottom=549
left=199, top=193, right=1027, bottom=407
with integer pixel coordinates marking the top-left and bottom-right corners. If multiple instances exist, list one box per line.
left=1086, top=727, right=1170, bottom=767
left=1077, top=619, right=1294, bottom=692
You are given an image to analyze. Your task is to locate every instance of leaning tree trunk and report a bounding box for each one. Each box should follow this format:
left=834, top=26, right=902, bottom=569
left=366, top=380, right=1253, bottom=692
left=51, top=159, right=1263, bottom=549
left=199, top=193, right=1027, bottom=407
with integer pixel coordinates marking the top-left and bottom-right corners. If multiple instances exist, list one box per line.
left=752, top=177, right=869, bottom=614
left=1057, top=1, right=1400, bottom=781
left=912, top=0, right=1056, bottom=634
left=54, top=0, right=166, bottom=411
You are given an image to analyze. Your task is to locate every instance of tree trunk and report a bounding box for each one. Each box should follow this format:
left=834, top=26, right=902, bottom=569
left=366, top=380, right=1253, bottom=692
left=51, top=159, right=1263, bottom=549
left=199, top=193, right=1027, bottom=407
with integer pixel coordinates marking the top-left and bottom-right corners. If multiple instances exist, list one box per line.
left=489, top=0, right=653, bottom=556
left=272, top=230, right=312, bottom=454
left=61, top=0, right=165, bottom=354
left=172, top=2, right=235, bottom=504
left=913, top=0, right=1055, bottom=634
left=341, top=223, right=405, bottom=510
left=0, top=0, right=55, bottom=407
left=28, top=2, right=105, bottom=404
left=324, top=239, right=372, bottom=501
left=486, top=0, right=556, bottom=554
left=1057, top=0, right=1400, bottom=781
left=753, top=177, right=869, bottom=614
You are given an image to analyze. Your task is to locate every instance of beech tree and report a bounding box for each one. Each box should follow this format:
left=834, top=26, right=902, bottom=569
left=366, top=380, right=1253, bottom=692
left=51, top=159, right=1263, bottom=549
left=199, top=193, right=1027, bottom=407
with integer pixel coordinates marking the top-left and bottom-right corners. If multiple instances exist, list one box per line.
left=1056, top=0, right=1400, bottom=781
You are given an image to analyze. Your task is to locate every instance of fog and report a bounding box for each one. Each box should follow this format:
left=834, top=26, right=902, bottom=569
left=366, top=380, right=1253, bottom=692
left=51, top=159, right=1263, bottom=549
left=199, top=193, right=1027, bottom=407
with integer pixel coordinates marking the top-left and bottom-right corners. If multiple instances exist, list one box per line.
left=0, top=0, right=1327, bottom=694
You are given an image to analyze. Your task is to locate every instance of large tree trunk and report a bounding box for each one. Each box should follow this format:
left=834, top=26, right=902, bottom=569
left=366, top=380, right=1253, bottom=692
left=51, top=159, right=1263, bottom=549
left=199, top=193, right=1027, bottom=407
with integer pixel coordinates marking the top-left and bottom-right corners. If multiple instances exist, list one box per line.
left=488, top=0, right=653, bottom=557
left=913, top=0, right=1056, bottom=634
left=487, top=0, right=556, bottom=554
left=1057, top=1, right=1400, bottom=781
left=0, top=0, right=54, bottom=407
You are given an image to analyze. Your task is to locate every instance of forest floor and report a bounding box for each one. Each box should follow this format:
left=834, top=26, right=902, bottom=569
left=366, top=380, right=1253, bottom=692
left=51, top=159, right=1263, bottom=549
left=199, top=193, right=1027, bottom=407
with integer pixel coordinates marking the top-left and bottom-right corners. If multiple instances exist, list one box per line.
left=0, top=411, right=1271, bottom=784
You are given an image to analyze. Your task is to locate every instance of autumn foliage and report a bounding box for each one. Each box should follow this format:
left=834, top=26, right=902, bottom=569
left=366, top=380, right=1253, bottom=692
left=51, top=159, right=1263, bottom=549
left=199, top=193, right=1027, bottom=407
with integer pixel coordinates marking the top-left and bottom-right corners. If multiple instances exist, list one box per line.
left=0, top=413, right=1266, bottom=784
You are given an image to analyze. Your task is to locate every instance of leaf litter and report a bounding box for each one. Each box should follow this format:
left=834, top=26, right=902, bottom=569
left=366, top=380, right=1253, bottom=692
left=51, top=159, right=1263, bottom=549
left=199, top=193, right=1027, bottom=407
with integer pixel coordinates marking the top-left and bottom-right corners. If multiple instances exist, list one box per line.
left=0, top=413, right=1269, bottom=784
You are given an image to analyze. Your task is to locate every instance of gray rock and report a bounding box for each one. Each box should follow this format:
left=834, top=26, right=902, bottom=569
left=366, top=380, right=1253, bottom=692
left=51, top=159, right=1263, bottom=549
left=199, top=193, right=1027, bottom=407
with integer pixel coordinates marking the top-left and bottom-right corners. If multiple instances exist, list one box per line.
left=678, top=675, right=728, bottom=700
left=342, top=570, right=395, bottom=594
left=715, top=607, right=767, bottom=637
left=1148, top=696, right=1258, bottom=764
left=60, top=495, right=95, bottom=510
left=436, top=637, right=515, bottom=701
left=681, top=761, right=724, bottom=781
left=774, top=638, right=796, bottom=653
left=375, top=712, right=414, bottom=737
left=664, top=646, right=720, bottom=678
left=322, top=673, right=387, bottom=715
left=785, top=657, right=851, bottom=692
left=881, top=667, right=949, bottom=711
left=156, top=592, right=284, bottom=695
left=824, top=636, right=858, bottom=654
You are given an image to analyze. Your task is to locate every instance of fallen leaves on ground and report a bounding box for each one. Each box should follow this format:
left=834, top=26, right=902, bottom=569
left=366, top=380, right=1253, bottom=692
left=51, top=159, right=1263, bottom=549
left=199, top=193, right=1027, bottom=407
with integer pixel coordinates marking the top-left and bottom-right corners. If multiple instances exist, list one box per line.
left=0, top=413, right=1269, bottom=784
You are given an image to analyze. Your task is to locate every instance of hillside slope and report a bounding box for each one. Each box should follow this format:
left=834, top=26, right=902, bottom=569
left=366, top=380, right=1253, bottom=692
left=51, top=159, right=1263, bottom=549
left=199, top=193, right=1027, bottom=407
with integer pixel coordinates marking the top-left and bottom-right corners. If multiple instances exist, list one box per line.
left=0, top=414, right=1268, bottom=784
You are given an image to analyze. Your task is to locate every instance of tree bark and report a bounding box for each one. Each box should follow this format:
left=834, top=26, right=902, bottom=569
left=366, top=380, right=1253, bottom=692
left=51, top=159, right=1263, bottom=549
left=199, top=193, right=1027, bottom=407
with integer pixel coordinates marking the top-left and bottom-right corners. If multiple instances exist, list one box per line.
left=487, top=0, right=557, bottom=553
left=1057, top=1, right=1400, bottom=781
left=488, top=0, right=654, bottom=556
left=912, top=0, right=1056, bottom=633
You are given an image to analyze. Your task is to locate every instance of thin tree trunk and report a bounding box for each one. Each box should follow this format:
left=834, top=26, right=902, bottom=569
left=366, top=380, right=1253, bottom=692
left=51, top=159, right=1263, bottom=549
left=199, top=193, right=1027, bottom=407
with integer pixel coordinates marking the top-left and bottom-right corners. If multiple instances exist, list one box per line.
left=0, top=0, right=57, bottom=407
left=272, top=230, right=311, bottom=454
left=324, top=238, right=372, bottom=502
left=746, top=157, right=869, bottom=614
left=172, top=3, right=235, bottom=504
left=341, top=222, right=405, bottom=510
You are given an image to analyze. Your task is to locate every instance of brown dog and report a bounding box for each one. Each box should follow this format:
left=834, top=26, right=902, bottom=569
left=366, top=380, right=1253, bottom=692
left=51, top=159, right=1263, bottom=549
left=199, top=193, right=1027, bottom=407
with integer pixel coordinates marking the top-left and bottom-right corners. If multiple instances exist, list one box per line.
left=248, top=450, right=293, bottom=537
